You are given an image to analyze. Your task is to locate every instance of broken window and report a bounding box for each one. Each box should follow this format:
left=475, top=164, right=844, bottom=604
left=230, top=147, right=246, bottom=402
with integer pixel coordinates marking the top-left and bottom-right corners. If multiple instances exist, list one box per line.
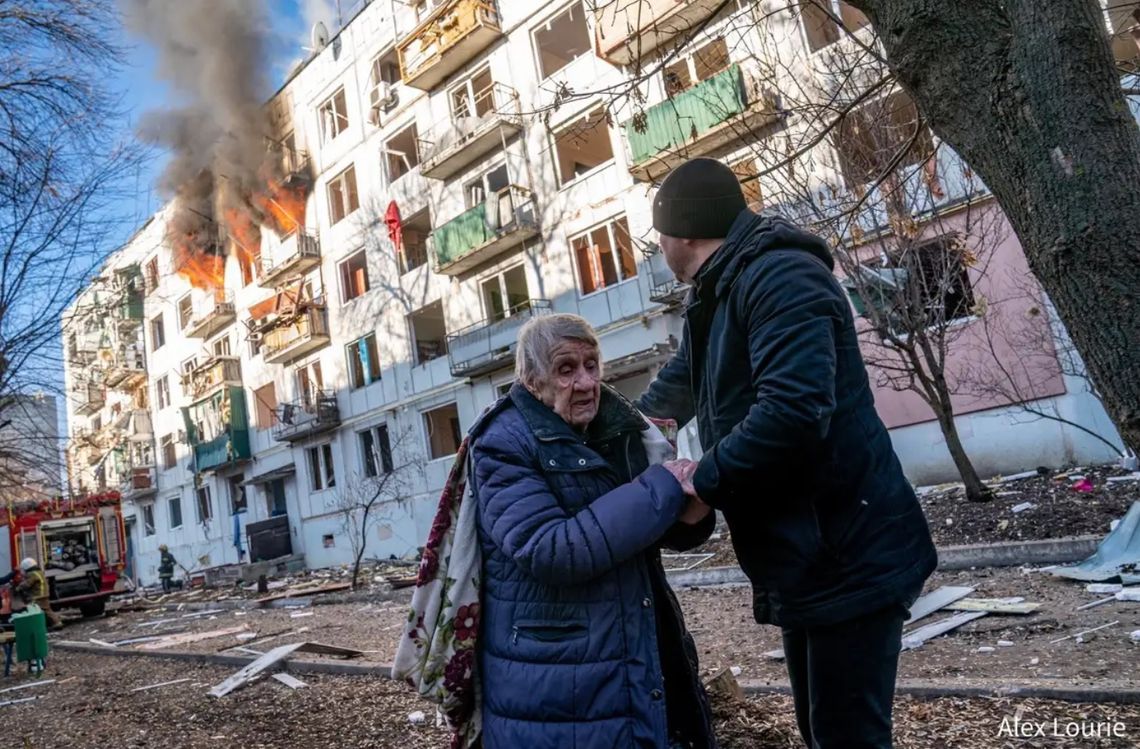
left=319, top=87, right=350, bottom=143
left=177, top=295, right=193, bottom=330
left=423, top=403, right=461, bottom=460
left=229, top=476, right=247, bottom=515
left=409, top=301, right=448, bottom=366
left=731, top=158, right=763, bottom=210
left=211, top=334, right=231, bottom=358
left=307, top=442, right=336, bottom=491
left=464, top=164, right=510, bottom=209
left=150, top=313, right=165, bottom=351
left=295, top=361, right=324, bottom=407
left=368, top=50, right=401, bottom=126
left=572, top=216, right=638, bottom=295
left=196, top=486, right=213, bottom=523
left=534, top=1, right=592, bottom=79
left=400, top=208, right=431, bottom=274
left=155, top=376, right=171, bottom=411
left=253, top=382, right=277, bottom=429
left=799, top=0, right=869, bottom=52
left=554, top=108, right=614, bottom=186
left=479, top=265, right=530, bottom=323
left=168, top=495, right=182, bottom=529
left=663, top=37, right=731, bottom=96
left=144, top=258, right=159, bottom=294
left=338, top=250, right=371, bottom=303
left=450, top=68, right=496, bottom=120
left=346, top=333, right=382, bottom=389
left=160, top=434, right=176, bottom=470
left=360, top=424, right=394, bottom=478
left=327, top=163, right=360, bottom=224
left=835, top=91, right=934, bottom=188
left=142, top=504, right=156, bottom=536
left=384, top=124, right=421, bottom=183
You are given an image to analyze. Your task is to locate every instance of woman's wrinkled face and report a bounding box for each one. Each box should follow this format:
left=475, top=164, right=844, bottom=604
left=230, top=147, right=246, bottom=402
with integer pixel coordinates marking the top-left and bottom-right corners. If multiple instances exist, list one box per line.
left=534, top=340, right=602, bottom=430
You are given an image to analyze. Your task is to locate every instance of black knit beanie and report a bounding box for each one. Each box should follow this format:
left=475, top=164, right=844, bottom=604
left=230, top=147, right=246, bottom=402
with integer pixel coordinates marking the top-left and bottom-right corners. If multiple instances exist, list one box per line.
left=652, top=157, right=747, bottom=239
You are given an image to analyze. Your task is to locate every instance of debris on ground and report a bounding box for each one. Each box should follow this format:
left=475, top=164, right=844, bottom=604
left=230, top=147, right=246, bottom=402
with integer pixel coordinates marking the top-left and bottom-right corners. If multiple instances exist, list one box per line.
left=1052, top=501, right=1140, bottom=584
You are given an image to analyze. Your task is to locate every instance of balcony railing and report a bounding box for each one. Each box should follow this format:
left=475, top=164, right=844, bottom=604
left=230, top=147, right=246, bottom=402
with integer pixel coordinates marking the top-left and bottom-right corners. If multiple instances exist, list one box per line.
left=397, top=0, right=503, bottom=91
left=623, top=62, right=781, bottom=182
left=259, top=230, right=321, bottom=288
left=104, top=345, right=146, bottom=389
left=594, top=0, right=726, bottom=65
left=185, top=291, right=237, bottom=339
left=273, top=391, right=341, bottom=443
left=182, top=356, right=242, bottom=401
left=74, top=382, right=105, bottom=416
left=419, top=83, right=522, bottom=179
left=122, top=465, right=157, bottom=499
left=446, top=299, right=552, bottom=378
left=647, top=252, right=689, bottom=307
left=432, top=185, right=539, bottom=276
left=261, top=306, right=331, bottom=364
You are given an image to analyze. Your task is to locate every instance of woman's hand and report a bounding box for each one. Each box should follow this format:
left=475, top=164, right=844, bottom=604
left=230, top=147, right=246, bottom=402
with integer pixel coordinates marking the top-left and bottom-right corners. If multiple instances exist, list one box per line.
left=662, top=460, right=712, bottom=524
left=661, top=459, right=695, bottom=486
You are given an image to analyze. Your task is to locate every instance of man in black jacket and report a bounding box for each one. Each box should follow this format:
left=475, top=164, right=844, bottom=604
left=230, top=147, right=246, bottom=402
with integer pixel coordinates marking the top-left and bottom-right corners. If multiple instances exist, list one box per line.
left=637, top=158, right=937, bottom=749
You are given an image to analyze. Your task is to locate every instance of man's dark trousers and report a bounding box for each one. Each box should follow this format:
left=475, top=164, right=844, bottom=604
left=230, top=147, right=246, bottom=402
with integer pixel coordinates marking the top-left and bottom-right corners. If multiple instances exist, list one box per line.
left=781, top=604, right=906, bottom=749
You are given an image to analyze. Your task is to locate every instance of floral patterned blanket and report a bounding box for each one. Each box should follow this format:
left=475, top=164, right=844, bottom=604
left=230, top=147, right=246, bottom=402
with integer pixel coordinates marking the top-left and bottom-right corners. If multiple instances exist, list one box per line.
left=392, top=416, right=677, bottom=749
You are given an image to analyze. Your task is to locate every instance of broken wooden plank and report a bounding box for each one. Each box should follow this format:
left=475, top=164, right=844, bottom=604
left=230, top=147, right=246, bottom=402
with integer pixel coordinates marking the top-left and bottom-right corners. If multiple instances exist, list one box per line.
left=209, top=643, right=306, bottom=697
left=231, top=647, right=265, bottom=656
left=110, top=635, right=175, bottom=646
left=88, top=638, right=116, bottom=648
left=254, top=582, right=352, bottom=607
left=905, top=586, right=975, bottom=625
left=139, top=626, right=249, bottom=651
left=131, top=678, right=192, bottom=693
left=180, top=609, right=226, bottom=619
left=1049, top=620, right=1120, bottom=644
left=1077, top=595, right=1117, bottom=612
left=271, top=673, right=308, bottom=690
left=0, top=680, right=55, bottom=694
left=901, top=611, right=987, bottom=651
left=294, top=641, right=364, bottom=659
left=0, top=696, right=39, bottom=708
left=944, top=598, right=1041, bottom=615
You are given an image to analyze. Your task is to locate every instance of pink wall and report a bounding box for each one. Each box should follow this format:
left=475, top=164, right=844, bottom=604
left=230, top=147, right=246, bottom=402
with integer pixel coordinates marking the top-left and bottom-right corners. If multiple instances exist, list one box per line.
left=851, top=205, right=1067, bottom=430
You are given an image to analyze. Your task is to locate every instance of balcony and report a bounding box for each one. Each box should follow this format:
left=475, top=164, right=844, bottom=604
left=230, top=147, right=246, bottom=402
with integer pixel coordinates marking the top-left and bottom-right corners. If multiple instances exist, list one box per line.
left=74, top=383, right=105, bottom=416
left=647, top=252, right=689, bottom=307
left=273, top=392, right=341, bottom=443
left=593, top=0, right=726, bottom=65
left=261, top=306, right=331, bottom=365
left=186, top=385, right=252, bottom=472
left=623, top=62, right=781, bottom=182
left=259, top=230, right=321, bottom=288
left=182, top=356, right=242, bottom=402
left=397, top=0, right=503, bottom=91
left=122, top=465, right=157, bottom=500
left=432, top=185, right=539, bottom=276
left=185, top=291, right=236, bottom=339
left=446, top=300, right=552, bottom=378
left=104, top=345, right=146, bottom=390
left=419, top=83, right=522, bottom=180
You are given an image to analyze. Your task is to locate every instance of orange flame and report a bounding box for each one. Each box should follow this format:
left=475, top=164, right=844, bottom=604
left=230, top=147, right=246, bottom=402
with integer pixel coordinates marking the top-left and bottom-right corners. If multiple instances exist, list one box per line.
left=172, top=232, right=225, bottom=291
left=253, top=179, right=308, bottom=238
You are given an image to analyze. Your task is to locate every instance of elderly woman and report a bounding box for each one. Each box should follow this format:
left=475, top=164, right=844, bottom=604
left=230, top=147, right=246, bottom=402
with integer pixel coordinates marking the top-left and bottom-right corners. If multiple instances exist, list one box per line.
left=467, top=313, right=717, bottom=749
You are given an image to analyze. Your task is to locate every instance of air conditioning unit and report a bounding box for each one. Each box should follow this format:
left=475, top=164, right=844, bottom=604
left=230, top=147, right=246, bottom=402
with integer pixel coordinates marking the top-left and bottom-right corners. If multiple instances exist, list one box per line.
left=369, top=81, right=399, bottom=125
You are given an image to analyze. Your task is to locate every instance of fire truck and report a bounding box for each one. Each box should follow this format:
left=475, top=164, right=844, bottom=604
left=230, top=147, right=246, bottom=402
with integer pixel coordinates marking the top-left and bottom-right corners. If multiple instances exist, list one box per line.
left=0, top=490, right=125, bottom=617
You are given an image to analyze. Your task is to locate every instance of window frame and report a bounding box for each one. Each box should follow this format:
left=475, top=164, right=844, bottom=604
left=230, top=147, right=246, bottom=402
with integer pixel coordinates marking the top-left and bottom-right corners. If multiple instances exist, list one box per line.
left=423, top=402, right=462, bottom=461
left=177, top=294, right=193, bottom=331
left=338, top=249, right=371, bottom=304
left=569, top=215, right=639, bottom=297
left=531, top=1, right=592, bottom=82
left=552, top=107, right=616, bottom=189
left=155, top=376, right=171, bottom=411
left=142, top=503, right=156, bottom=536
left=167, top=495, right=183, bottom=529
left=327, top=163, right=360, bottom=225
left=150, top=313, right=166, bottom=352
left=196, top=485, right=213, bottom=524
left=359, top=424, right=394, bottom=478
left=307, top=442, right=337, bottom=492
left=346, top=332, right=382, bottom=389
left=319, top=86, right=350, bottom=143
left=160, top=434, right=177, bottom=470
left=382, top=122, right=422, bottom=185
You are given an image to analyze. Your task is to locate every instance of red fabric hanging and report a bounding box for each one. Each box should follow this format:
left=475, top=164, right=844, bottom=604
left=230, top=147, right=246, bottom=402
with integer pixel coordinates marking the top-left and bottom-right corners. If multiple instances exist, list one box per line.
left=385, top=200, right=403, bottom=254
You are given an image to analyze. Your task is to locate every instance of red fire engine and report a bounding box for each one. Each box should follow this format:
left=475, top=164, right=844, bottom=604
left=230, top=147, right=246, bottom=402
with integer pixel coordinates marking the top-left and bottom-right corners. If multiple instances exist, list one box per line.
left=1, top=490, right=125, bottom=616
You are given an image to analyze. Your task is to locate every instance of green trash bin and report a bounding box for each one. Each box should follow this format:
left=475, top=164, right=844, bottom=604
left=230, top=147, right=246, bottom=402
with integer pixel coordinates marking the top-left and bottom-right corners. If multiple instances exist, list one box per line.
left=12, top=604, right=48, bottom=671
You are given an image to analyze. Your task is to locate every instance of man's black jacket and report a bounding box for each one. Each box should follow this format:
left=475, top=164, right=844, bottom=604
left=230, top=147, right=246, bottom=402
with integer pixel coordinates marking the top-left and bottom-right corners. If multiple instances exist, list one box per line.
left=638, top=210, right=937, bottom=627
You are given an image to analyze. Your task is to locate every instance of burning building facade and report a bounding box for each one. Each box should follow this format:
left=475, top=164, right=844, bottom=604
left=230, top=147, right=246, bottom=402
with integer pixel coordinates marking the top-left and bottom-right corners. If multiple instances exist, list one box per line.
left=63, top=0, right=1120, bottom=584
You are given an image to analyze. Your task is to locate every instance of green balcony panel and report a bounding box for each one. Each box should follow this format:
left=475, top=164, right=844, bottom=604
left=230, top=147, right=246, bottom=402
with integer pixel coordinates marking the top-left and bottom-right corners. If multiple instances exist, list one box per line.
left=183, top=386, right=251, bottom=472
left=433, top=204, right=491, bottom=267
left=624, top=64, right=746, bottom=165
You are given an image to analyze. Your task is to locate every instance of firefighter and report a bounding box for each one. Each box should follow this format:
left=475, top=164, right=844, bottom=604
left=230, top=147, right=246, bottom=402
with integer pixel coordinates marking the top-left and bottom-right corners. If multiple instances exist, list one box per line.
left=158, top=545, right=177, bottom=594
left=16, top=558, right=62, bottom=629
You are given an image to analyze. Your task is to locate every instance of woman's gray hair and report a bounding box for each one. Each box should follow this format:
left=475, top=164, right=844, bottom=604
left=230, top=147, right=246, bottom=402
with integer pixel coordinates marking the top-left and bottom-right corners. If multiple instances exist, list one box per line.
left=515, top=313, right=601, bottom=388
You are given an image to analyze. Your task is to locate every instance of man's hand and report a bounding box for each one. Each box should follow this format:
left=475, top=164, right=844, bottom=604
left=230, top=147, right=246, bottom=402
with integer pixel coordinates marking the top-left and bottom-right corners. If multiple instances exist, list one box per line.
left=678, top=496, right=711, bottom=525
left=663, top=460, right=711, bottom=524
left=662, top=458, right=696, bottom=486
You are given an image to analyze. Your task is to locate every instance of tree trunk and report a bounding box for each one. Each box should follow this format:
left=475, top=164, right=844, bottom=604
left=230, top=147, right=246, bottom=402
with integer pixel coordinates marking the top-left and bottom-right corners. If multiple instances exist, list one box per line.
left=848, top=0, right=1140, bottom=453
left=933, top=406, right=992, bottom=502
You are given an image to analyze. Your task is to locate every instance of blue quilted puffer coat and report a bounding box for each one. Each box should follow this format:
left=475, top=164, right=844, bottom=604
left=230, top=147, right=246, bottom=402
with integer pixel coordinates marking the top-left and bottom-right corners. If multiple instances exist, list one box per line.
left=469, top=383, right=717, bottom=749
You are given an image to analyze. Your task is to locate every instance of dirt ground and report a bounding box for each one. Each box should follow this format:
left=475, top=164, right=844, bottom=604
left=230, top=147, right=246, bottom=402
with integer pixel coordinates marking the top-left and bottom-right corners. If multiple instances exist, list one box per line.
left=62, top=566, right=1140, bottom=692
left=10, top=651, right=1140, bottom=748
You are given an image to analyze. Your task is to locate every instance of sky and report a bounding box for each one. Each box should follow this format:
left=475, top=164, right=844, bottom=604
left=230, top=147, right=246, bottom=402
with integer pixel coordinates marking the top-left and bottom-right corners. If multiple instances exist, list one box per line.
left=108, top=0, right=339, bottom=230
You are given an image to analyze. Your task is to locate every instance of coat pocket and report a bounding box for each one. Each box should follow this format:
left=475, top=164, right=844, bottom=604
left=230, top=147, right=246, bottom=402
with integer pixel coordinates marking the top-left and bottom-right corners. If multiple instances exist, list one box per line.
left=512, top=619, right=588, bottom=645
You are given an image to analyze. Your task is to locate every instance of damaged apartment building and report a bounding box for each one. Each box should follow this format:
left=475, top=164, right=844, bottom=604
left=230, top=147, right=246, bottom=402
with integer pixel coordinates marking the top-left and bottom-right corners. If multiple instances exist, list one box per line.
left=63, top=0, right=1122, bottom=584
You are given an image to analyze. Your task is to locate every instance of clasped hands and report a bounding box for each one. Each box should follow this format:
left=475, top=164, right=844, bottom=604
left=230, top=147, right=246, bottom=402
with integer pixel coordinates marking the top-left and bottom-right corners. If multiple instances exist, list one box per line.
left=662, top=459, right=711, bottom=525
